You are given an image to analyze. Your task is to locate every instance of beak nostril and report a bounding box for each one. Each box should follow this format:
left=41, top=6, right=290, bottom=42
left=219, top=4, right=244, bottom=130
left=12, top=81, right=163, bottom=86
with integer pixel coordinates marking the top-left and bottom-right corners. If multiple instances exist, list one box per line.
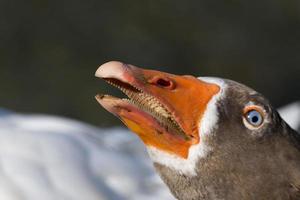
left=150, top=77, right=175, bottom=89
left=156, top=78, right=171, bottom=87
left=148, top=76, right=176, bottom=89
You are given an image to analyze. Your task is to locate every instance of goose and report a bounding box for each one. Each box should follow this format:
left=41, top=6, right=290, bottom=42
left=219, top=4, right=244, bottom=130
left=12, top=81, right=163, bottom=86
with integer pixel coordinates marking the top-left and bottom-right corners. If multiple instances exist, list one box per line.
left=96, top=61, right=300, bottom=200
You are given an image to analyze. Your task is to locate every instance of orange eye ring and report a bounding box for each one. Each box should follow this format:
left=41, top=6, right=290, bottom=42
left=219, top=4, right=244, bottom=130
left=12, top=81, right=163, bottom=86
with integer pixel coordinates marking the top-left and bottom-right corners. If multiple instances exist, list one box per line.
left=243, top=105, right=265, bottom=129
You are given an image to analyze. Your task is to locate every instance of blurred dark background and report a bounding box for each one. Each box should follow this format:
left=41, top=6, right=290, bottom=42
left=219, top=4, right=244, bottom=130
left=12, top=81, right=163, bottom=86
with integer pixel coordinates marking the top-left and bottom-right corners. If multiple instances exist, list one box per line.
left=0, top=0, right=299, bottom=126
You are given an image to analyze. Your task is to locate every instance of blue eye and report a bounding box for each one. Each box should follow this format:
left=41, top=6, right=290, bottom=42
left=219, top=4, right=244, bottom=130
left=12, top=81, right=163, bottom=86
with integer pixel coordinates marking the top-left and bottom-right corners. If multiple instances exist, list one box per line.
left=245, top=110, right=263, bottom=127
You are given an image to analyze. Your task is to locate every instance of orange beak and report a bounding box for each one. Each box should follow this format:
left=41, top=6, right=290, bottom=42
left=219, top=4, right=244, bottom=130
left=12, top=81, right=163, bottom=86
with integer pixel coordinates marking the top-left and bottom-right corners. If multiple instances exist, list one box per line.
left=95, top=61, right=220, bottom=158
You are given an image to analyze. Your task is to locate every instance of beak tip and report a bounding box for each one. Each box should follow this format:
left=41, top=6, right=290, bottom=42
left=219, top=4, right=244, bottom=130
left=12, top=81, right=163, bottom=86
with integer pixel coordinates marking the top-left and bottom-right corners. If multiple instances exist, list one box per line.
left=95, top=94, right=101, bottom=99
left=95, top=61, right=125, bottom=78
left=95, top=94, right=106, bottom=101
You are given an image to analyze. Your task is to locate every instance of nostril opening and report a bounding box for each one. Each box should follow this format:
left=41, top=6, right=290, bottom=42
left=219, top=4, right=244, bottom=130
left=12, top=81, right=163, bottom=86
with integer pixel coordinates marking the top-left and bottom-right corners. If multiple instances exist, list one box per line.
left=149, top=76, right=175, bottom=89
left=156, top=79, right=171, bottom=87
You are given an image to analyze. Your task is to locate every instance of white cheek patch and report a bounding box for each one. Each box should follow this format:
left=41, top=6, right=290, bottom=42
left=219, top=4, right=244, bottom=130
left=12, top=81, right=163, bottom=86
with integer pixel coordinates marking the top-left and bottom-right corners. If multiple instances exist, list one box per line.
left=147, top=77, right=227, bottom=176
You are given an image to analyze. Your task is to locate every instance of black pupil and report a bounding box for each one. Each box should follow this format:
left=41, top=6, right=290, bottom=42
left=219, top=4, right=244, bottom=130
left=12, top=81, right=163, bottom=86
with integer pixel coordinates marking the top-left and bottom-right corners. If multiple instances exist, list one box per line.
left=251, top=115, right=259, bottom=123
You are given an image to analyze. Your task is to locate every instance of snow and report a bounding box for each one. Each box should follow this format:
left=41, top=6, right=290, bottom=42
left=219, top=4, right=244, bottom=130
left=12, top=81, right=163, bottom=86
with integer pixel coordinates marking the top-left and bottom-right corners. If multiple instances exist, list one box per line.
left=0, top=101, right=298, bottom=200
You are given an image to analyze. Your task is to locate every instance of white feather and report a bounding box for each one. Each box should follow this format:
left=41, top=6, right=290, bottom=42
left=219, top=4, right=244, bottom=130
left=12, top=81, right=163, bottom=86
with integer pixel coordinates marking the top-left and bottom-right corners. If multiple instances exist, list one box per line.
left=278, top=101, right=300, bottom=131
left=148, top=77, right=227, bottom=176
left=0, top=110, right=174, bottom=200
